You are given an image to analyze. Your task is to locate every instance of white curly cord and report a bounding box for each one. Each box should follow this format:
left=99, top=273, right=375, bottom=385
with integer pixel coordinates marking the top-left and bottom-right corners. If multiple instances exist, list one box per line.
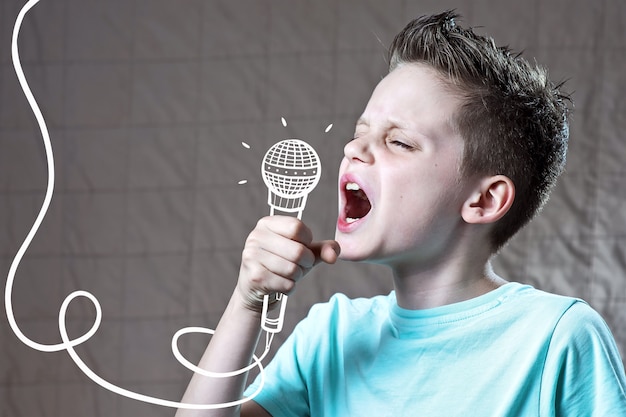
left=6, top=0, right=270, bottom=409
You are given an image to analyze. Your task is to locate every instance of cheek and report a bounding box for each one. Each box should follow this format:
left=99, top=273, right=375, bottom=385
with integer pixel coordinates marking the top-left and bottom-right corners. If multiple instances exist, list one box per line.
left=430, top=159, right=464, bottom=194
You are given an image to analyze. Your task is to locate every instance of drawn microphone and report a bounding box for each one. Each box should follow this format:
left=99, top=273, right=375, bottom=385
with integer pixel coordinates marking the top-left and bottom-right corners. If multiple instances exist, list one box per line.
left=260, top=139, right=322, bottom=333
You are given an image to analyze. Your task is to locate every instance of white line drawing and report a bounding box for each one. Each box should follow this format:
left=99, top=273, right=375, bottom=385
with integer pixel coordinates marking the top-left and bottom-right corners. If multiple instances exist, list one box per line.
left=261, top=139, right=322, bottom=220
left=260, top=138, right=322, bottom=333
left=239, top=142, right=252, bottom=184
left=6, top=0, right=328, bottom=410
left=6, top=0, right=267, bottom=410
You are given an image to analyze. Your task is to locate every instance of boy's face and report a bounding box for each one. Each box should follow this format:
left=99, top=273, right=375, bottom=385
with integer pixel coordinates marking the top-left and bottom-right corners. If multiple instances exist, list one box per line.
left=336, top=63, right=475, bottom=269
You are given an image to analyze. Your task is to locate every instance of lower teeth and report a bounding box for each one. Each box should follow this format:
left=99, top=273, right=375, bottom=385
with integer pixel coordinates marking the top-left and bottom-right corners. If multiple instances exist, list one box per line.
left=346, top=217, right=359, bottom=223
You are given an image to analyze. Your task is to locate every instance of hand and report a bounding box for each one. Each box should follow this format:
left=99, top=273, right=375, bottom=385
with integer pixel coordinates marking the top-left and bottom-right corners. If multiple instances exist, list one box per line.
left=236, top=216, right=340, bottom=313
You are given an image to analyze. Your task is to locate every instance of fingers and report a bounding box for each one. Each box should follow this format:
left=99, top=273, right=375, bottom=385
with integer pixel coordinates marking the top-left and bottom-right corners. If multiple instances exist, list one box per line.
left=247, top=216, right=316, bottom=270
left=237, top=216, right=321, bottom=311
left=236, top=217, right=342, bottom=312
left=257, top=215, right=313, bottom=246
left=310, top=240, right=341, bottom=266
left=240, top=247, right=301, bottom=295
left=252, top=217, right=341, bottom=270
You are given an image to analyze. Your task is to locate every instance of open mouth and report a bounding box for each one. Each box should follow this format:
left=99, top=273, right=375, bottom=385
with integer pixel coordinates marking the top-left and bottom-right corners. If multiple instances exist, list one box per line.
left=344, top=182, right=371, bottom=223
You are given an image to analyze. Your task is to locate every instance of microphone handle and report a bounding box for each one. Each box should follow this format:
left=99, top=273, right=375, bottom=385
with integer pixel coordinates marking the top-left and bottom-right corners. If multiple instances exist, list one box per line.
left=260, top=207, right=303, bottom=333
left=261, top=293, right=288, bottom=333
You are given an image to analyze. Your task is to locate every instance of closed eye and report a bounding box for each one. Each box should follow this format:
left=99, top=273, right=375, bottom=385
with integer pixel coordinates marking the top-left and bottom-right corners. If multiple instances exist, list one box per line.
left=389, top=140, right=413, bottom=150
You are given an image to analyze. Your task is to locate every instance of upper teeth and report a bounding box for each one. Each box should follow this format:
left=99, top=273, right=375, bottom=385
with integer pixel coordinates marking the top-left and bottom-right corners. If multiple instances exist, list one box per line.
left=346, top=182, right=360, bottom=191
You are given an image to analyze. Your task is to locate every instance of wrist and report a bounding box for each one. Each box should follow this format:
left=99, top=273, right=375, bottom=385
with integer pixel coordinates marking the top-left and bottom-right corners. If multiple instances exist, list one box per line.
left=232, top=286, right=266, bottom=316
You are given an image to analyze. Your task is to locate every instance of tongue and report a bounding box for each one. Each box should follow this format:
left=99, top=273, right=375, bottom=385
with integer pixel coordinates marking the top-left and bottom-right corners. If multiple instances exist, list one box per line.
left=346, top=189, right=371, bottom=219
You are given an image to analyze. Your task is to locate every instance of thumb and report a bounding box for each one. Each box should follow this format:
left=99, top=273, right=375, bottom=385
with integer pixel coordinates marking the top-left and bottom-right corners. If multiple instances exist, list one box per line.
left=311, top=240, right=341, bottom=266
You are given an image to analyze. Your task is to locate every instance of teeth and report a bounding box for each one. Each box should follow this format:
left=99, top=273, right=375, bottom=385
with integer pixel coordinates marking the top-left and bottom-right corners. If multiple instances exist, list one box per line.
left=345, top=182, right=360, bottom=191
left=346, top=217, right=359, bottom=223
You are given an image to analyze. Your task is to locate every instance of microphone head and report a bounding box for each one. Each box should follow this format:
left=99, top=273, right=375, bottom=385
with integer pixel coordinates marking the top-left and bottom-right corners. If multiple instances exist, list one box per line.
left=261, top=139, right=322, bottom=199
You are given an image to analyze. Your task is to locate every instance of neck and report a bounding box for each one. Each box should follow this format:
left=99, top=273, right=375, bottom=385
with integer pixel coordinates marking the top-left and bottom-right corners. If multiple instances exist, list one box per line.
left=390, top=259, right=507, bottom=310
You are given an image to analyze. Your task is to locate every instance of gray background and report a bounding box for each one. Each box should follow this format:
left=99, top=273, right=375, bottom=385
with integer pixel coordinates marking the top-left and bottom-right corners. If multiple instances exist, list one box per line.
left=1, top=0, right=624, bottom=416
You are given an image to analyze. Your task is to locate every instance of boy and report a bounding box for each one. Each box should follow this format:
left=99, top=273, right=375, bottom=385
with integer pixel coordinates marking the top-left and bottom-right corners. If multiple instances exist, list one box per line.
left=178, top=11, right=626, bottom=416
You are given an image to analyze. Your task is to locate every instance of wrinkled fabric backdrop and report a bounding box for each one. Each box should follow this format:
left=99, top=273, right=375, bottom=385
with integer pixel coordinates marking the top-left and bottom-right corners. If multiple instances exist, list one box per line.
left=0, top=0, right=624, bottom=416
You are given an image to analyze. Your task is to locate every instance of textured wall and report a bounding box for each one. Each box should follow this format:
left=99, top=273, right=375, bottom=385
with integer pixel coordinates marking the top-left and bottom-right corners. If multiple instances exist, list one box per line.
left=0, top=0, right=624, bottom=415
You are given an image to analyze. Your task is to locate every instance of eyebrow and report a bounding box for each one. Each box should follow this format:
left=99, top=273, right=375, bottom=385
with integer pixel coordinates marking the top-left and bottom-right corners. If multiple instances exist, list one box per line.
left=356, top=116, right=414, bottom=135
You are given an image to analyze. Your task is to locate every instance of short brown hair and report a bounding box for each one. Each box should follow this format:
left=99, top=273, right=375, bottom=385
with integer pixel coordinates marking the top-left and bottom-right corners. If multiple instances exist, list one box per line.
left=388, top=10, right=571, bottom=251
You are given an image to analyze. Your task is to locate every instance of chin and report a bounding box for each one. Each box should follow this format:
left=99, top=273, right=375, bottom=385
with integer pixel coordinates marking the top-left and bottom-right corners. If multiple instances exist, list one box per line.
left=334, top=234, right=370, bottom=262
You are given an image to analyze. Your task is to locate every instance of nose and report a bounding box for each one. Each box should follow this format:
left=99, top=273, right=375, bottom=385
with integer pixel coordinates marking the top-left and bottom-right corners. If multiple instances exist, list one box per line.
left=343, top=136, right=374, bottom=164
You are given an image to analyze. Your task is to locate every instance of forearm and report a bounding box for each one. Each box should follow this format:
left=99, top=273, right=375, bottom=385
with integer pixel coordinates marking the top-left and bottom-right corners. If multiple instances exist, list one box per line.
left=176, top=216, right=339, bottom=416
left=176, top=292, right=263, bottom=417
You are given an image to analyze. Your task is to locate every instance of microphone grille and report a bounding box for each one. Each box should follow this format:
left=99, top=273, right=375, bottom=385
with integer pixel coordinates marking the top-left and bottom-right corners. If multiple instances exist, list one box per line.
left=262, top=139, right=322, bottom=197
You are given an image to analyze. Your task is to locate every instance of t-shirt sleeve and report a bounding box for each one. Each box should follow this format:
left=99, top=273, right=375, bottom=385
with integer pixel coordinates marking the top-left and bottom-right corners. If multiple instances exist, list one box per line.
left=541, top=300, right=626, bottom=416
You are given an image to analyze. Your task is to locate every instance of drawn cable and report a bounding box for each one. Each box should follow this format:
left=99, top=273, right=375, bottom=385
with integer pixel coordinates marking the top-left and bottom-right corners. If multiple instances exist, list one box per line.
left=6, top=0, right=271, bottom=409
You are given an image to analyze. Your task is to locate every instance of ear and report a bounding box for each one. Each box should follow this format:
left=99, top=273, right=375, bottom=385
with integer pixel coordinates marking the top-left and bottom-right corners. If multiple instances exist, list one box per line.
left=461, top=175, right=515, bottom=225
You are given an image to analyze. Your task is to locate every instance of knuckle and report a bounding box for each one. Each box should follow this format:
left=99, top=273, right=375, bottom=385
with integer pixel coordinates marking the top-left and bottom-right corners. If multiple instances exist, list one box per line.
left=247, top=266, right=267, bottom=286
left=240, top=247, right=258, bottom=265
left=285, top=263, right=299, bottom=278
left=251, top=217, right=271, bottom=236
left=243, top=235, right=258, bottom=251
left=256, top=216, right=271, bottom=227
left=296, top=220, right=309, bottom=235
left=282, top=217, right=300, bottom=235
left=292, top=244, right=307, bottom=261
left=281, top=279, right=296, bottom=294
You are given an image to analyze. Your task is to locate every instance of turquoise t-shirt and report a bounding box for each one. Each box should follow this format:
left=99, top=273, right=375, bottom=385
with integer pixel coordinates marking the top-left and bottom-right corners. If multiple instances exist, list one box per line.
left=245, top=283, right=626, bottom=416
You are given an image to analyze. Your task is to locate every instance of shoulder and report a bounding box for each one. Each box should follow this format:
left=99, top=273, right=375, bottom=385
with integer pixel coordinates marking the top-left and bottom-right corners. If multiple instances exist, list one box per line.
left=548, top=298, right=620, bottom=355
left=539, top=299, right=626, bottom=413
left=502, top=284, right=590, bottom=323
left=505, top=288, right=626, bottom=412
left=500, top=285, right=621, bottom=365
left=555, top=299, right=609, bottom=331
left=510, top=287, right=616, bottom=346
left=508, top=285, right=616, bottom=345
left=495, top=285, right=622, bottom=360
